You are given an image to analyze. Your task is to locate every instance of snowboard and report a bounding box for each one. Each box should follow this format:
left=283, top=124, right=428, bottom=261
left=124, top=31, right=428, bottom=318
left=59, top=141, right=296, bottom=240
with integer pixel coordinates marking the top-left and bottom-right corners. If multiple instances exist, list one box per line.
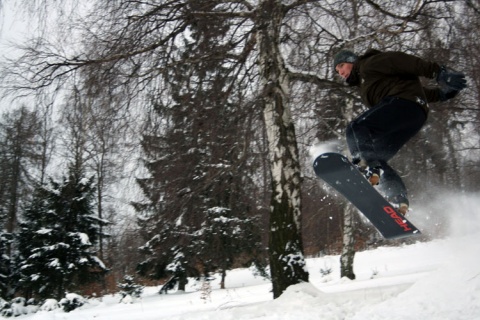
left=313, top=152, right=420, bottom=239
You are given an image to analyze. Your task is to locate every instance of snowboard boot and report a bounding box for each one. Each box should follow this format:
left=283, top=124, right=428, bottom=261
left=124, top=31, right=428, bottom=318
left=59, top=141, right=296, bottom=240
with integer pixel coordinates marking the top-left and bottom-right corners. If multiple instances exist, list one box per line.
left=364, top=166, right=382, bottom=186
left=388, top=194, right=409, bottom=215
left=397, top=203, right=409, bottom=215
left=352, top=158, right=382, bottom=186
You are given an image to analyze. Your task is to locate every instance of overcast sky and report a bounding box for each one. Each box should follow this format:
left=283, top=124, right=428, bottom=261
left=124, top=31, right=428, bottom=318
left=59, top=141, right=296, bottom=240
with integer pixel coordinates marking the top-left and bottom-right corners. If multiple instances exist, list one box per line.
left=0, top=1, right=29, bottom=55
left=0, top=2, right=31, bottom=113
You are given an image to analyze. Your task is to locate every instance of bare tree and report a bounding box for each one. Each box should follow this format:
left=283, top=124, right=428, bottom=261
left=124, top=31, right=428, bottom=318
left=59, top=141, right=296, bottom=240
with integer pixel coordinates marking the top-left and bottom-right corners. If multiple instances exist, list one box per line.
left=0, top=107, right=43, bottom=237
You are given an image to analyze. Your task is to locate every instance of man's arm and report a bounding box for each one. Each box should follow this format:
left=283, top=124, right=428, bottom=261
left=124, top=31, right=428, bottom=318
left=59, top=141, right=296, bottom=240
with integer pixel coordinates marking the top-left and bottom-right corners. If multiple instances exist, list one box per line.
left=424, top=86, right=460, bottom=102
left=366, top=51, right=442, bottom=79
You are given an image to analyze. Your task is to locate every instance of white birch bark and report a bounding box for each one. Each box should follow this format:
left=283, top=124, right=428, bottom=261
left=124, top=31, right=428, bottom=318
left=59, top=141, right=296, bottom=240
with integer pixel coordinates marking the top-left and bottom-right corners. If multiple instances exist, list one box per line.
left=256, top=0, right=308, bottom=298
left=340, top=98, right=356, bottom=279
left=340, top=203, right=356, bottom=279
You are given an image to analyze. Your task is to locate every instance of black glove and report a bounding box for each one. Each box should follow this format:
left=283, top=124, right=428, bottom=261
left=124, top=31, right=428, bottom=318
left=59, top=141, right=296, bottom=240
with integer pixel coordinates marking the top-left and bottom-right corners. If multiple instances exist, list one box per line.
left=439, top=87, right=459, bottom=102
left=437, top=66, right=467, bottom=91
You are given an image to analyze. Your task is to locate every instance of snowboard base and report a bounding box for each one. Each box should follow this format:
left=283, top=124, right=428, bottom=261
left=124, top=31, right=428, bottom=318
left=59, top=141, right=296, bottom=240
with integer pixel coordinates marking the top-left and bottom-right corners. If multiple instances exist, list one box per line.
left=313, top=152, right=420, bottom=239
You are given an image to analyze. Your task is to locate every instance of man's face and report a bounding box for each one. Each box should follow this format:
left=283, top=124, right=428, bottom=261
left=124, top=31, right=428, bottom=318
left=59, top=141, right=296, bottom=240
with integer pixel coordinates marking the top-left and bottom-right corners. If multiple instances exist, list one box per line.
left=335, top=62, right=353, bottom=80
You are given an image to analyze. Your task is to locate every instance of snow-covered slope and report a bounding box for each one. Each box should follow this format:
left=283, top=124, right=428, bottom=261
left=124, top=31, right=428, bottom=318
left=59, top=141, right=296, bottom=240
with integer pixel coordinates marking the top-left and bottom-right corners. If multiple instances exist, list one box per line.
left=21, top=193, right=480, bottom=320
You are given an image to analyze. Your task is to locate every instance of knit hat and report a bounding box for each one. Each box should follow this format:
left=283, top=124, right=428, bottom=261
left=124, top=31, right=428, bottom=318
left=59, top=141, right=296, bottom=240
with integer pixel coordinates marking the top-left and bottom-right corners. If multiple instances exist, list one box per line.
left=333, top=50, right=358, bottom=70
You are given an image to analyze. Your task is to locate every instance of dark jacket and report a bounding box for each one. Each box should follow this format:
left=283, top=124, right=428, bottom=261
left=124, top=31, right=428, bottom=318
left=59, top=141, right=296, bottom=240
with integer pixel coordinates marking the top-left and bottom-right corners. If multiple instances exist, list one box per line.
left=348, top=49, right=443, bottom=114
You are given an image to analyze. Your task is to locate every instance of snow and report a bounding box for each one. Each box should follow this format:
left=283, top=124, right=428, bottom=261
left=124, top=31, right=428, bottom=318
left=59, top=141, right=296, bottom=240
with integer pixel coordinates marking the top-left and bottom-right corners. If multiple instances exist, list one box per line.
left=92, top=256, right=107, bottom=270
left=36, top=229, right=53, bottom=235
left=39, top=300, right=58, bottom=312
left=77, top=232, right=91, bottom=246
left=47, top=258, right=60, bottom=268
left=309, top=140, right=342, bottom=160
left=79, top=178, right=90, bottom=185
left=19, top=219, right=480, bottom=319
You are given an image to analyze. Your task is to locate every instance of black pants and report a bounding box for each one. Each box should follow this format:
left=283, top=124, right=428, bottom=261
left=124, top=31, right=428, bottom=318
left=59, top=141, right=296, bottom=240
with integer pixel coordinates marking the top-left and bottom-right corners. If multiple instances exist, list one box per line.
left=346, top=97, right=427, bottom=203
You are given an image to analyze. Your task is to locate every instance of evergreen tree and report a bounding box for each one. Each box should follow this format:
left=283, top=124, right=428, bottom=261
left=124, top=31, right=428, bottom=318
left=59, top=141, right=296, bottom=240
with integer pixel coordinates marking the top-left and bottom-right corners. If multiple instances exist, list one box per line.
left=16, top=165, right=108, bottom=300
left=136, top=82, right=265, bottom=289
left=0, top=226, right=13, bottom=299
left=135, top=2, right=266, bottom=287
left=117, top=275, right=144, bottom=302
left=201, top=207, right=263, bottom=289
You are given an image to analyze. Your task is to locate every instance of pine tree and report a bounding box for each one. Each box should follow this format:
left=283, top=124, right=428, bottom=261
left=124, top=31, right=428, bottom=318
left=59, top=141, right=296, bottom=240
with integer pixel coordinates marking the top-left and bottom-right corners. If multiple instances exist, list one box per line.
left=201, top=207, right=263, bottom=289
left=117, top=275, right=144, bottom=302
left=0, top=229, right=13, bottom=299
left=135, top=2, right=266, bottom=286
left=16, top=165, right=108, bottom=300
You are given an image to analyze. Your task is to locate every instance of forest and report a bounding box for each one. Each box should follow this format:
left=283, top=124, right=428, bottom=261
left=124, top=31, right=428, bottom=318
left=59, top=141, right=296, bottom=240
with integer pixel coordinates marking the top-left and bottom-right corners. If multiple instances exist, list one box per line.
left=0, top=0, right=479, bottom=314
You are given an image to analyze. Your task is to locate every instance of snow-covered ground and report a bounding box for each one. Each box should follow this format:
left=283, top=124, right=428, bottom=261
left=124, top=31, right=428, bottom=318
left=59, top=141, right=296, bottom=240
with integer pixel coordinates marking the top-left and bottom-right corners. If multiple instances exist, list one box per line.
left=16, top=193, right=480, bottom=320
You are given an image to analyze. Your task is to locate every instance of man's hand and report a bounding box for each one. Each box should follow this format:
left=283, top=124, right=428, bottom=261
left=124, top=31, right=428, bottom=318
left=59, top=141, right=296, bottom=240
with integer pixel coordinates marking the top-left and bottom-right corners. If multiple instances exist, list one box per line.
left=437, top=66, right=467, bottom=91
left=439, top=87, right=460, bottom=101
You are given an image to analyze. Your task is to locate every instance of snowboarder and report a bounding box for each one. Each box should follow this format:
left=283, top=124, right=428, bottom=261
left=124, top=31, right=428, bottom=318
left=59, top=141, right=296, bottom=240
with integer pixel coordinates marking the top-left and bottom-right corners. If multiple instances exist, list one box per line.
left=333, top=49, right=467, bottom=214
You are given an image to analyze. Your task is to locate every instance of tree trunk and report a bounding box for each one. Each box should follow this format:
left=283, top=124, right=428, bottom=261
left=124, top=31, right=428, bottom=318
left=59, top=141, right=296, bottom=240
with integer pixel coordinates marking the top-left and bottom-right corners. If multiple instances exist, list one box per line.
left=220, top=269, right=226, bottom=289
left=340, top=98, right=356, bottom=280
left=178, top=274, right=188, bottom=292
left=340, top=203, right=356, bottom=279
left=256, top=0, right=308, bottom=299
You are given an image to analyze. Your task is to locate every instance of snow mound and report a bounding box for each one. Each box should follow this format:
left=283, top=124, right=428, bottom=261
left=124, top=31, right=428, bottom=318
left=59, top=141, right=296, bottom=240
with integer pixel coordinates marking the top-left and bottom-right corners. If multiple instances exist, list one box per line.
left=354, top=234, right=480, bottom=320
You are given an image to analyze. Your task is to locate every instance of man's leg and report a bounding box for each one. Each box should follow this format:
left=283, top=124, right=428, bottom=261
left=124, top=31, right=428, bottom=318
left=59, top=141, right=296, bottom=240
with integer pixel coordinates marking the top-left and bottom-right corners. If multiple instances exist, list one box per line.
left=379, top=161, right=409, bottom=208
left=346, top=98, right=427, bottom=211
